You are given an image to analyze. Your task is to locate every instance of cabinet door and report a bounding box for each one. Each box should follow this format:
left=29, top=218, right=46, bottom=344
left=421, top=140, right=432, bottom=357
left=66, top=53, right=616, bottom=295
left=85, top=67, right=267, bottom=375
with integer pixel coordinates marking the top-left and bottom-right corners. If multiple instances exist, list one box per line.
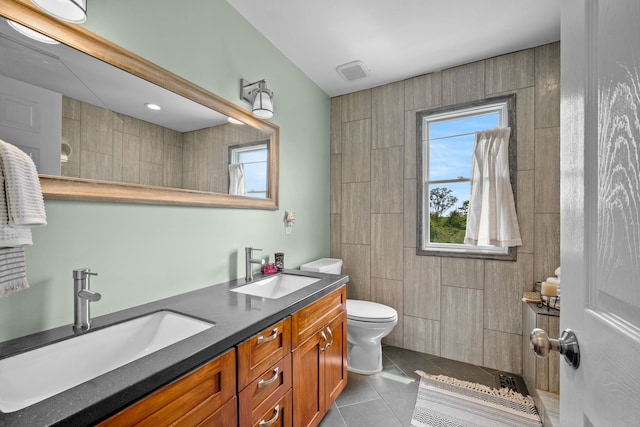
left=292, top=332, right=324, bottom=427
left=324, top=311, right=347, bottom=406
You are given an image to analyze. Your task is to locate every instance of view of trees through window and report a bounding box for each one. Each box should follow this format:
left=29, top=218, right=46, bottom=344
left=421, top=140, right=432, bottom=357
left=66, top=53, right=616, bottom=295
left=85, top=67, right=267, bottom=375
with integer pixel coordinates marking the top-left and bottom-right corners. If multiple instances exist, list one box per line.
left=429, top=187, right=468, bottom=244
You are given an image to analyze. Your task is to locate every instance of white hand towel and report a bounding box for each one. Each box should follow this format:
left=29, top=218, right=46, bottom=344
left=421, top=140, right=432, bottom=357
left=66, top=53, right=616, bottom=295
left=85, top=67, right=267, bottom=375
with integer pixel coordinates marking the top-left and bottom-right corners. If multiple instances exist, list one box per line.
left=554, top=266, right=561, bottom=278
left=0, top=140, right=47, bottom=227
left=0, top=174, right=32, bottom=247
left=0, top=140, right=46, bottom=297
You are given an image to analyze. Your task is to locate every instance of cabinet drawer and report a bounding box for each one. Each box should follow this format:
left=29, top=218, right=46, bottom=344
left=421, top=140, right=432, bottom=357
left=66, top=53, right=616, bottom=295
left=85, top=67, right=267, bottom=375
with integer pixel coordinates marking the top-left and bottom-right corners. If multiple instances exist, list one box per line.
left=98, top=349, right=236, bottom=426
left=291, top=286, right=346, bottom=349
left=237, top=317, right=291, bottom=390
left=250, top=389, right=292, bottom=427
left=196, top=396, right=238, bottom=427
left=239, top=353, right=291, bottom=427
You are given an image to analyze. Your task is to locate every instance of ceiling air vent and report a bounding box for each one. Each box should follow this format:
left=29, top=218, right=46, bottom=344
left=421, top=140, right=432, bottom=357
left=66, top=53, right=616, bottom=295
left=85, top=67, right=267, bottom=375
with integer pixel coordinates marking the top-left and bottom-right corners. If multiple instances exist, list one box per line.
left=336, top=60, right=370, bottom=82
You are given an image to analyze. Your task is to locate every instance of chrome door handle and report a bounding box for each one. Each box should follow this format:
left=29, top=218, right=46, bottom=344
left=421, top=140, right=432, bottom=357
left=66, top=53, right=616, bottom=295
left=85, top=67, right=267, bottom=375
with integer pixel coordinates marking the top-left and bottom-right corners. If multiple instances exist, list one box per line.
left=325, top=326, right=334, bottom=349
left=259, top=405, right=280, bottom=427
left=530, top=328, right=580, bottom=369
left=320, top=330, right=328, bottom=351
left=258, top=367, right=280, bottom=388
left=257, top=327, right=279, bottom=345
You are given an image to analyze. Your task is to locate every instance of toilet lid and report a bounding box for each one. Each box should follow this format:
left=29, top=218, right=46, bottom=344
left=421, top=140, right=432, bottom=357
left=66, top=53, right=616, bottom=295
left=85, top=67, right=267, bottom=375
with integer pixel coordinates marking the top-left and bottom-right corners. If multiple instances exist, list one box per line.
left=347, top=300, right=397, bottom=322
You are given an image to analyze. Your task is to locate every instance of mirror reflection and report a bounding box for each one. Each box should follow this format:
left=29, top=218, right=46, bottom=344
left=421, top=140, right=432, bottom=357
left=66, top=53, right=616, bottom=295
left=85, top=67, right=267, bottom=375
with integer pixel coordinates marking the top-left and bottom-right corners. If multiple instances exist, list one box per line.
left=0, top=10, right=277, bottom=207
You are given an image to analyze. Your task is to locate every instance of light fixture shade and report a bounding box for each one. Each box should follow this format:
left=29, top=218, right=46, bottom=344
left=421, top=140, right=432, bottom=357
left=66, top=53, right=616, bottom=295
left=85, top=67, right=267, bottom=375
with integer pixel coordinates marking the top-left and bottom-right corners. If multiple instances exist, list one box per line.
left=31, top=0, right=87, bottom=24
left=252, top=90, right=273, bottom=119
left=7, top=20, right=59, bottom=44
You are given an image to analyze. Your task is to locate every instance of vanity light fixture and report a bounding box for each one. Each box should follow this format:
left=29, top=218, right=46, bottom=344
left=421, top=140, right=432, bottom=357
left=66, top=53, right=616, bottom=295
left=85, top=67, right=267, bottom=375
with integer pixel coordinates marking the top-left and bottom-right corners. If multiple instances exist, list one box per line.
left=145, top=103, right=161, bottom=111
left=240, top=79, right=274, bottom=119
left=31, top=0, right=87, bottom=24
left=6, top=20, right=59, bottom=44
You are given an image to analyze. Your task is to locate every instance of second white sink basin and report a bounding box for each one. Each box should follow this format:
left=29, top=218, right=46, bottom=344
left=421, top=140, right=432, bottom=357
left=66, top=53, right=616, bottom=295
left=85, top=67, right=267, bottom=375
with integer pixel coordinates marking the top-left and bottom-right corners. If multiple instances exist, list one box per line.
left=231, top=274, right=320, bottom=299
left=0, top=310, right=213, bottom=413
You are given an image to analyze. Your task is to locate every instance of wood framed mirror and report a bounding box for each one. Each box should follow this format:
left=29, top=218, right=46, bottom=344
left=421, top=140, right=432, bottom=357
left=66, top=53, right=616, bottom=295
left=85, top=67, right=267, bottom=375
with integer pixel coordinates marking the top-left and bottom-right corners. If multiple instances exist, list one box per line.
left=0, top=1, right=279, bottom=209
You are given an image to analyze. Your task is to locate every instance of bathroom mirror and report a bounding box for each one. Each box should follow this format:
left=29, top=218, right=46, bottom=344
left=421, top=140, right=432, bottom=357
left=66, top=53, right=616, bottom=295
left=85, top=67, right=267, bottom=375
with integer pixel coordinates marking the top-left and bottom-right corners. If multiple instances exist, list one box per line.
left=0, top=2, right=279, bottom=209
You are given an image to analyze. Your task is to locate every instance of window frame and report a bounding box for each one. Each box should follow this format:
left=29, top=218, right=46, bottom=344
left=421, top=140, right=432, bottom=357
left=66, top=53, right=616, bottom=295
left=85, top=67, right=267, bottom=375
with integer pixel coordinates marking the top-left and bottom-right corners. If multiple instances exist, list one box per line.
left=416, top=94, right=518, bottom=261
left=228, top=140, right=270, bottom=198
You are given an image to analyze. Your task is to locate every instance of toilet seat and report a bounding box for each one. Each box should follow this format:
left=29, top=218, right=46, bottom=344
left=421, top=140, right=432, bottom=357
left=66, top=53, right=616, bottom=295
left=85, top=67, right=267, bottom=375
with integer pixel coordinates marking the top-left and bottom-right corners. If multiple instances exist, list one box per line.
left=347, top=300, right=397, bottom=323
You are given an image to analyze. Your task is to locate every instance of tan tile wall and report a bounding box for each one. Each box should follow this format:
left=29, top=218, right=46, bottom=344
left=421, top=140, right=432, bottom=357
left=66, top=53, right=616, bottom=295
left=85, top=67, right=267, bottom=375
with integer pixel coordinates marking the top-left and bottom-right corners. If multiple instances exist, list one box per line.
left=62, top=99, right=270, bottom=193
left=330, top=42, right=560, bottom=374
left=62, top=97, right=184, bottom=187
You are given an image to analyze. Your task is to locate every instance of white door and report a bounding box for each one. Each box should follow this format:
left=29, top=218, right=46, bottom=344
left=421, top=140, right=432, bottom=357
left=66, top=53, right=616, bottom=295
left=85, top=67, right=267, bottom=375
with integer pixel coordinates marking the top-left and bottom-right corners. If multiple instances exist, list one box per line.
left=0, top=73, right=61, bottom=175
left=560, top=0, right=640, bottom=425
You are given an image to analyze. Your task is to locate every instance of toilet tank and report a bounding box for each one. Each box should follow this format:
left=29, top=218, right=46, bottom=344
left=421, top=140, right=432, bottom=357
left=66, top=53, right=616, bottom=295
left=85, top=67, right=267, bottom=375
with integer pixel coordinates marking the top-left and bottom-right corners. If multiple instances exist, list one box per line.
left=300, top=258, right=343, bottom=274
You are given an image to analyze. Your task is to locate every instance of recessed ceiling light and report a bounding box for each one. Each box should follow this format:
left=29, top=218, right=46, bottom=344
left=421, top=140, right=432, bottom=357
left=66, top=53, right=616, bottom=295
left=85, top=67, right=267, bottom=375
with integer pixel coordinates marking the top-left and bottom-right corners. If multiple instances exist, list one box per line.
left=145, top=103, right=161, bottom=111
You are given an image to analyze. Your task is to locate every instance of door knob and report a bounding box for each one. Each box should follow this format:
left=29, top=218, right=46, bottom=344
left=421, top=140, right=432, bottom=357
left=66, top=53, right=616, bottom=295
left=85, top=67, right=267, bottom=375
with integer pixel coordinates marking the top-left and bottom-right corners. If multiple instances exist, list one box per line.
left=529, top=328, right=580, bottom=369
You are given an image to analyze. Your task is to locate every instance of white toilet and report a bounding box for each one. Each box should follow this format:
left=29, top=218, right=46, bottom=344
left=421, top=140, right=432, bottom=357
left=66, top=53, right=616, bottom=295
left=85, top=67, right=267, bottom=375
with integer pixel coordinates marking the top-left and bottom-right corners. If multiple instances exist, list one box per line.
left=300, top=258, right=398, bottom=375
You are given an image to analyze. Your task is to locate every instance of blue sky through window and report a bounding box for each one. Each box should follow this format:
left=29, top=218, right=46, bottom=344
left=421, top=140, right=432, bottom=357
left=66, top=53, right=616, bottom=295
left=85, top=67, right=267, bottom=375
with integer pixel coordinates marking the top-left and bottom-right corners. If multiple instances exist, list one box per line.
left=427, top=112, right=498, bottom=214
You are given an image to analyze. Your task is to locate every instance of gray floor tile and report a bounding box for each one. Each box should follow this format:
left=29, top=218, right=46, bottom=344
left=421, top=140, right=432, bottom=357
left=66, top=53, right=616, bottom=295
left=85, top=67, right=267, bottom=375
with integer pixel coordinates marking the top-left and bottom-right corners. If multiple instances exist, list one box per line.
left=324, top=345, right=522, bottom=427
left=335, top=371, right=380, bottom=407
left=319, top=403, right=347, bottom=427
left=338, top=399, right=403, bottom=427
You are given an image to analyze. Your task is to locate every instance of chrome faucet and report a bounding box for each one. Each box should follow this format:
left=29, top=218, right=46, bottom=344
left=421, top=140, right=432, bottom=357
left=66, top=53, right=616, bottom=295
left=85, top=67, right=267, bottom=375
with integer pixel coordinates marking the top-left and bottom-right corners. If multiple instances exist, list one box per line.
left=73, top=268, right=101, bottom=332
left=245, top=247, right=265, bottom=282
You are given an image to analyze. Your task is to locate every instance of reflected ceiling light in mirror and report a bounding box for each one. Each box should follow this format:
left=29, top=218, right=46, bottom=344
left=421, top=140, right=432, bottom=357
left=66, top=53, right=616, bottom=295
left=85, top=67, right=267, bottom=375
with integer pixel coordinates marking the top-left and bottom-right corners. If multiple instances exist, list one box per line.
left=240, top=79, right=274, bottom=119
left=6, top=19, right=59, bottom=44
left=145, top=103, right=161, bottom=111
left=31, top=0, right=87, bottom=24
left=227, top=116, right=244, bottom=125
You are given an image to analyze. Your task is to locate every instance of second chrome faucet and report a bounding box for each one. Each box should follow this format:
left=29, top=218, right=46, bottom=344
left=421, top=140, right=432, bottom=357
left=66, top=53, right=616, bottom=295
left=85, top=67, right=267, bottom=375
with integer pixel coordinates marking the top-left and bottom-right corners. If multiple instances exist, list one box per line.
left=245, top=247, right=266, bottom=282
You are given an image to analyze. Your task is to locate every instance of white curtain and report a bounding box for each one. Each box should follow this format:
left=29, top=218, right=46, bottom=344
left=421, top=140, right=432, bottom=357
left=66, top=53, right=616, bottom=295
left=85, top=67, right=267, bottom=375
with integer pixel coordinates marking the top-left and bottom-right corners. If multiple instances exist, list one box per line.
left=464, top=127, right=522, bottom=247
left=228, top=163, right=246, bottom=196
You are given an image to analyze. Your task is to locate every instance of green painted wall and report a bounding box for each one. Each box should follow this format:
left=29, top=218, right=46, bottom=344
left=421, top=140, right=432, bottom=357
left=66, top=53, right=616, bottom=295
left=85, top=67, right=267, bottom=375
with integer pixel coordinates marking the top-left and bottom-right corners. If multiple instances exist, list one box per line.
left=0, top=0, right=331, bottom=342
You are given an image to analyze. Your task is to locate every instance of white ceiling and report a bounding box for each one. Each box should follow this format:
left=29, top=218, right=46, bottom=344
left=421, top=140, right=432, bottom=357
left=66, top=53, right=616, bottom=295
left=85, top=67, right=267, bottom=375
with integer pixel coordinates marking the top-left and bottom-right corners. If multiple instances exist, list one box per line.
left=226, top=0, right=561, bottom=97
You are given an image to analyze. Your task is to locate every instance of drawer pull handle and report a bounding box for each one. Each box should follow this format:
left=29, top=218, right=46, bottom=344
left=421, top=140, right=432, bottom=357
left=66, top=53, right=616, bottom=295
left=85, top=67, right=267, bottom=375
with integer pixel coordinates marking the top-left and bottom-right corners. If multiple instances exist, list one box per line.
left=257, top=327, right=279, bottom=345
left=326, top=326, right=334, bottom=349
left=320, top=330, right=328, bottom=351
left=259, top=405, right=280, bottom=427
left=258, top=367, right=280, bottom=388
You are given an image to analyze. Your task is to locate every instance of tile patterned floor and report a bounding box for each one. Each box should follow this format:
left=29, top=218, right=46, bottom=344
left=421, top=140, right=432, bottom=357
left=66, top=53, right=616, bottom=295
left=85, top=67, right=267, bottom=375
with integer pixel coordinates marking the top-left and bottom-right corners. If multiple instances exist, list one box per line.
left=319, top=345, right=502, bottom=427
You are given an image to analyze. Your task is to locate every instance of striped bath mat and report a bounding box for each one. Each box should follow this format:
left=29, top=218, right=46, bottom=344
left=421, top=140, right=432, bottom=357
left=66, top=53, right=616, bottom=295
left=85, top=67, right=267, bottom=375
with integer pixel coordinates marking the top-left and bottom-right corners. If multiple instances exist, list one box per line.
left=411, top=371, right=542, bottom=427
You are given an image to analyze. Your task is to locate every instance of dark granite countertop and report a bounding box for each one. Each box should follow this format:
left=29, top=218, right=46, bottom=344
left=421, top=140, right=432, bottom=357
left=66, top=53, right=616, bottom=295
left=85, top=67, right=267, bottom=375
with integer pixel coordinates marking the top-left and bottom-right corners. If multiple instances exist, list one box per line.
left=0, top=270, right=348, bottom=426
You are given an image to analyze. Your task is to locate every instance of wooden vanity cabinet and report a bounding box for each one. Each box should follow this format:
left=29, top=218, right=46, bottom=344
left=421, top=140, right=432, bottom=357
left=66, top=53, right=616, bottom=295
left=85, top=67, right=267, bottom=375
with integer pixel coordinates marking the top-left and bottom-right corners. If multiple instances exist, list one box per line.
left=291, top=287, right=348, bottom=427
left=98, top=348, right=237, bottom=427
left=237, top=318, right=292, bottom=427
left=96, top=285, right=346, bottom=427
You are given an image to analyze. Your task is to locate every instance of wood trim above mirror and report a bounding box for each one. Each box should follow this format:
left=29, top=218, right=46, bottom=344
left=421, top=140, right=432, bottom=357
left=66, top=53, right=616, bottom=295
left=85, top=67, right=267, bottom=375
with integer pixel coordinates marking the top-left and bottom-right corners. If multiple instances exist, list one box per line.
left=1, top=1, right=279, bottom=210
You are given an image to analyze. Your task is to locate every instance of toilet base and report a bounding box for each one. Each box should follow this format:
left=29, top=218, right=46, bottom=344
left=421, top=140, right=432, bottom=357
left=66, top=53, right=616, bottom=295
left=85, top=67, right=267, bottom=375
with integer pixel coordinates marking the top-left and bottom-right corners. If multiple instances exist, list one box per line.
left=347, top=341, right=383, bottom=375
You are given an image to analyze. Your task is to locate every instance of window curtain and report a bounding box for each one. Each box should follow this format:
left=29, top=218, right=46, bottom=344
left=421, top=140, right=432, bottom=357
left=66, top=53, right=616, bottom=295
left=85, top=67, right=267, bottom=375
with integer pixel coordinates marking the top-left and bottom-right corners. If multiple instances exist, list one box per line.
left=464, top=127, right=522, bottom=247
left=228, top=163, right=246, bottom=196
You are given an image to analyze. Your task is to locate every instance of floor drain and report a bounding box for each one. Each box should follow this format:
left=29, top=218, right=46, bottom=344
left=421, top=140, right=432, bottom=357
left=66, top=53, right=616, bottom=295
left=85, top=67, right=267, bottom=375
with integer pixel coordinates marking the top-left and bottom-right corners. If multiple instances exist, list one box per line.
left=495, top=372, right=529, bottom=395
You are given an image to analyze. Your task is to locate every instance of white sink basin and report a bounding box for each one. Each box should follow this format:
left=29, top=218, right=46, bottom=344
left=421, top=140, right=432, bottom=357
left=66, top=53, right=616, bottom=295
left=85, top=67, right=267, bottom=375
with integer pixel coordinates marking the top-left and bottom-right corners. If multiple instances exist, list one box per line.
left=0, top=310, right=213, bottom=413
left=231, top=274, right=320, bottom=299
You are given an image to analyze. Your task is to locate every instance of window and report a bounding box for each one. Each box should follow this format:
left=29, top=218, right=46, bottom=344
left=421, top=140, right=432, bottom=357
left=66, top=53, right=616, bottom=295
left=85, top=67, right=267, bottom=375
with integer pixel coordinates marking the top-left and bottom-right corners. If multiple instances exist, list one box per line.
left=229, top=141, right=269, bottom=198
left=416, top=95, right=517, bottom=260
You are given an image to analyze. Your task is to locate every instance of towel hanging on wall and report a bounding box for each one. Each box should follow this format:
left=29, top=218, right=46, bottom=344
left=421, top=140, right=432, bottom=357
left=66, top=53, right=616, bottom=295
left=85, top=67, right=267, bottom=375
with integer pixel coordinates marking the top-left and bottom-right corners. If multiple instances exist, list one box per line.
left=0, top=139, right=47, bottom=297
left=464, top=128, right=522, bottom=247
